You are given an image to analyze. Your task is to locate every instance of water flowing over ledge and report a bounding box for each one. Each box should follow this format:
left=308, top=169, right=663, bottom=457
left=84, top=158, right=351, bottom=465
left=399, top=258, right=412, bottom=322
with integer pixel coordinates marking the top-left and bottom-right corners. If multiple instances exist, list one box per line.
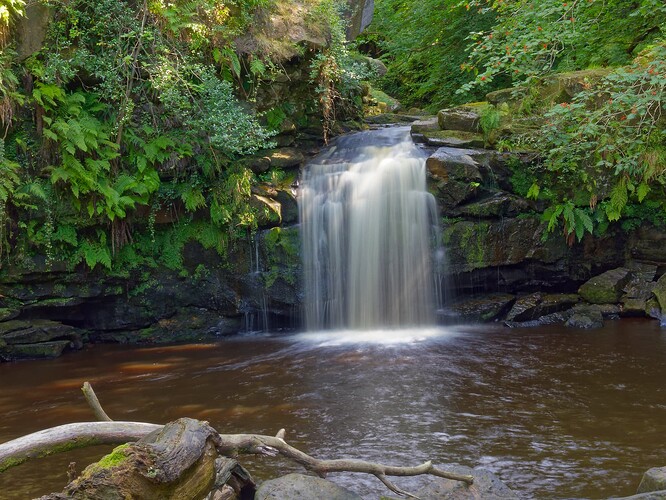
left=299, top=127, right=443, bottom=331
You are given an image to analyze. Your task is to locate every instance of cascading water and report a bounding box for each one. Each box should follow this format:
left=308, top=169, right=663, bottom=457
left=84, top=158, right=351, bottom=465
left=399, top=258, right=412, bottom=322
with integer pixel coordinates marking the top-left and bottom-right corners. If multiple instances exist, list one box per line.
left=299, top=127, right=443, bottom=330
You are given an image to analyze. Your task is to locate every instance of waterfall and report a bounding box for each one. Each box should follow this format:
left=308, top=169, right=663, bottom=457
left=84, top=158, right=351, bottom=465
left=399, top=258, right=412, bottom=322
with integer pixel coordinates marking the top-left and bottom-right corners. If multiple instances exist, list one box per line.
left=299, top=127, right=443, bottom=330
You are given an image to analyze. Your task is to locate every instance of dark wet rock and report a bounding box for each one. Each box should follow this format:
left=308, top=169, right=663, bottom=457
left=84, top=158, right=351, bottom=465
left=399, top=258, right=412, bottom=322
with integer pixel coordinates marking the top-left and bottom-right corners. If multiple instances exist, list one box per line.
left=443, top=217, right=566, bottom=273
left=0, top=319, right=84, bottom=347
left=0, top=340, right=72, bottom=360
left=505, top=293, right=579, bottom=322
left=275, top=189, right=299, bottom=224
left=0, top=308, right=19, bottom=321
left=241, top=155, right=271, bottom=174
left=651, top=274, right=666, bottom=318
left=638, top=467, right=666, bottom=494
left=621, top=263, right=657, bottom=316
left=647, top=297, right=662, bottom=320
left=443, top=294, right=515, bottom=322
left=407, top=465, right=518, bottom=499
left=95, top=310, right=242, bottom=344
left=505, top=292, right=543, bottom=322
left=622, top=297, right=650, bottom=317
left=565, top=305, right=604, bottom=329
left=422, top=130, right=485, bottom=149
left=627, top=225, right=666, bottom=263
left=255, top=473, right=362, bottom=500
left=453, top=193, right=533, bottom=219
left=427, top=147, right=483, bottom=183
left=505, top=309, right=573, bottom=328
left=578, top=268, right=632, bottom=304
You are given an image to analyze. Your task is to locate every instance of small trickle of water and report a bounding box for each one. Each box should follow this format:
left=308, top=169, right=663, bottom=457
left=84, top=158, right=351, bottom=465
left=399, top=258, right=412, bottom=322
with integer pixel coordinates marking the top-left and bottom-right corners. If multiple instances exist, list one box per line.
left=299, top=127, right=443, bottom=330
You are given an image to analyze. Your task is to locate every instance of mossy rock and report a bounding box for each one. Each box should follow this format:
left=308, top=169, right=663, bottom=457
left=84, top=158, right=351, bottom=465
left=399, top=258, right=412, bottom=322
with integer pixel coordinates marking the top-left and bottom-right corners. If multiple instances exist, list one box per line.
left=0, top=340, right=72, bottom=360
left=437, top=102, right=491, bottom=132
left=410, top=117, right=439, bottom=136
left=578, top=268, right=632, bottom=304
left=0, top=308, right=19, bottom=321
left=421, top=129, right=485, bottom=149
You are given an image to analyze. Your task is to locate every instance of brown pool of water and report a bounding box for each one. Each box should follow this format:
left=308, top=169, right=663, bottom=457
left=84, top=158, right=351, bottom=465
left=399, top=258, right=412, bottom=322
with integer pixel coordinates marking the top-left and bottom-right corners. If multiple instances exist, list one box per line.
left=1, top=319, right=665, bottom=499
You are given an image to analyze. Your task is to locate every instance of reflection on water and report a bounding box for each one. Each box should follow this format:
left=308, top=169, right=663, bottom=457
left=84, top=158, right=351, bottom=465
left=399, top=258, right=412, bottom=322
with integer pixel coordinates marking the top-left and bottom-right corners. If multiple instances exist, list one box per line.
left=1, top=319, right=665, bottom=499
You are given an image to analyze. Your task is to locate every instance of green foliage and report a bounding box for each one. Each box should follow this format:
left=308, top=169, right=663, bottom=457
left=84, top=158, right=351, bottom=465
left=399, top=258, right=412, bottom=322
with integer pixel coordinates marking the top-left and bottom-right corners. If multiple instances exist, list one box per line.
left=309, top=0, right=371, bottom=142
left=367, top=0, right=497, bottom=109
left=458, top=0, right=665, bottom=92
left=0, top=0, right=24, bottom=27
left=534, top=43, right=666, bottom=233
left=195, top=71, right=276, bottom=157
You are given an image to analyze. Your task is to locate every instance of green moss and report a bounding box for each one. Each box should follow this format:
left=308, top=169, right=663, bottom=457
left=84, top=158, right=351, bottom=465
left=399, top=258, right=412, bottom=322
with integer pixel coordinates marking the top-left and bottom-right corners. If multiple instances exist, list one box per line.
left=263, top=226, right=300, bottom=287
left=96, top=444, right=131, bottom=469
left=0, top=456, right=27, bottom=473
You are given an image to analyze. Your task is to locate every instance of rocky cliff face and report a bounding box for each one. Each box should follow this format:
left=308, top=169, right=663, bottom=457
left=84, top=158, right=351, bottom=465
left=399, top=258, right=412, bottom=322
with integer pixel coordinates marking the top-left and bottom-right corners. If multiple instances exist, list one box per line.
left=416, top=92, right=666, bottom=328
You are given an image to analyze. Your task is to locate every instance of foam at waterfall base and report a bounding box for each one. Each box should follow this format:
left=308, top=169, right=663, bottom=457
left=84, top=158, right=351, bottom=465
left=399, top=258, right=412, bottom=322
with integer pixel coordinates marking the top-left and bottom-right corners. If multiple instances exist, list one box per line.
left=294, top=327, right=458, bottom=346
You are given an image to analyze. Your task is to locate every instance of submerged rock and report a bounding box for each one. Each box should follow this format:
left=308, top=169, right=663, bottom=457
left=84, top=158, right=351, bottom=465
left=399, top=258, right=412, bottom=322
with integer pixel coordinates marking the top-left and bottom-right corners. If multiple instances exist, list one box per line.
left=0, top=319, right=84, bottom=360
left=255, top=473, right=362, bottom=500
left=651, top=274, right=666, bottom=320
left=444, top=293, right=515, bottom=322
left=565, top=305, right=604, bottom=329
left=407, top=465, right=518, bottom=499
left=505, top=293, right=579, bottom=322
left=638, top=467, right=666, bottom=494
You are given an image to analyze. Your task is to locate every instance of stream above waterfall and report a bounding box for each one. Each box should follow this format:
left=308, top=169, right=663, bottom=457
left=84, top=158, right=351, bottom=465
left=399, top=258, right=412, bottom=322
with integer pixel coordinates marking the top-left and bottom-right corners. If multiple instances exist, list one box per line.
left=1, top=320, right=665, bottom=499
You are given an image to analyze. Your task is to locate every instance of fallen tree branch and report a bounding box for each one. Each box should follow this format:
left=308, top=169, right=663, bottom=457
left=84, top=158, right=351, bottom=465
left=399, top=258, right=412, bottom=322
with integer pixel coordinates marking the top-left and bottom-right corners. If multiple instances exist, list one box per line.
left=81, top=381, right=112, bottom=422
left=0, top=383, right=474, bottom=498
left=0, top=421, right=161, bottom=472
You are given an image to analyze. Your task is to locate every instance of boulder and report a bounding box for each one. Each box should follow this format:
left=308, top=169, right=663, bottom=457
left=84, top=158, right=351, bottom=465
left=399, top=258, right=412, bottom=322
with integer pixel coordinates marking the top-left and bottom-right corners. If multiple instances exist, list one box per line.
left=443, top=217, right=566, bottom=273
left=16, top=3, right=54, bottom=60
left=621, top=263, right=657, bottom=316
left=421, top=130, right=485, bottom=149
left=345, top=0, right=374, bottom=40
left=505, top=309, right=573, bottom=328
left=407, top=465, right=518, bottom=499
left=539, top=69, right=613, bottom=103
left=255, top=473, right=362, bottom=500
left=426, top=148, right=483, bottom=184
left=0, top=319, right=83, bottom=346
left=578, top=268, right=632, bottom=304
left=265, top=148, right=305, bottom=170
left=505, top=293, right=579, bottom=322
left=651, top=274, right=666, bottom=318
left=0, top=340, right=72, bottom=360
left=275, top=189, right=299, bottom=224
left=250, top=194, right=282, bottom=228
left=453, top=193, right=532, bottom=219
left=411, top=117, right=440, bottom=142
left=638, top=467, right=666, bottom=494
left=565, top=305, right=604, bottom=329
left=438, top=104, right=488, bottom=133
left=443, top=294, right=515, bottom=322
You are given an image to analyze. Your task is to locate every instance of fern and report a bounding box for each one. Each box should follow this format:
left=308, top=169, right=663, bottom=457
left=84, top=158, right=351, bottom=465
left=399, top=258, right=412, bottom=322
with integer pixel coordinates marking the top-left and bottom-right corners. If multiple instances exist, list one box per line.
left=72, top=231, right=112, bottom=270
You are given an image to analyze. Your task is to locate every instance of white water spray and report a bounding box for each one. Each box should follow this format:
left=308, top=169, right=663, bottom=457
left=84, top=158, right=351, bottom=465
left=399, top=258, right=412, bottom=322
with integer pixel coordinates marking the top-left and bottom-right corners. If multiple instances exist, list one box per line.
left=299, top=127, right=442, bottom=330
